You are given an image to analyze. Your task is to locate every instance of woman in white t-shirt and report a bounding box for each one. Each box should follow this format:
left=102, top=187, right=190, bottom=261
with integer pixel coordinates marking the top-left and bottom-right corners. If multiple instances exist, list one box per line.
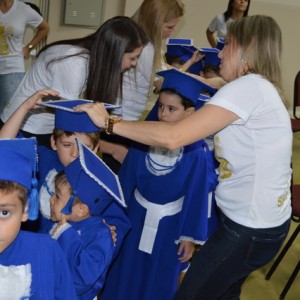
left=76, top=15, right=292, bottom=300
left=206, top=0, right=251, bottom=48
left=0, top=0, right=49, bottom=114
left=0, top=16, right=147, bottom=147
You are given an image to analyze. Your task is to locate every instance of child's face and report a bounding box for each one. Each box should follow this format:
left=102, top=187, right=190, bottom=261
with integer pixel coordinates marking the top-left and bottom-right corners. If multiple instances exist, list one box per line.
left=50, top=181, right=72, bottom=222
left=0, top=191, right=28, bottom=253
left=51, top=133, right=96, bottom=167
left=157, top=92, right=194, bottom=122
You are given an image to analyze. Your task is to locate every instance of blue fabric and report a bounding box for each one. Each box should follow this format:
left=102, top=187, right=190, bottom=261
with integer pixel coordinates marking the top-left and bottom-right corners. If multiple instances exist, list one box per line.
left=56, top=217, right=114, bottom=299
left=173, top=212, right=291, bottom=300
left=0, top=72, right=24, bottom=114
left=0, top=231, right=76, bottom=299
left=37, top=146, right=131, bottom=258
left=101, top=141, right=219, bottom=300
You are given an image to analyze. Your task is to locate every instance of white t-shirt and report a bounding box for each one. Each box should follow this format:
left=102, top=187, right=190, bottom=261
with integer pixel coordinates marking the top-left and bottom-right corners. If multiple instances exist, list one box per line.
left=116, top=43, right=155, bottom=120
left=208, top=14, right=233, bottom=38
left=0, top=0, right=43, bottom=74
left=209, top=74, right=292, bottom=228
left=1, top=44, right=89, bottom=134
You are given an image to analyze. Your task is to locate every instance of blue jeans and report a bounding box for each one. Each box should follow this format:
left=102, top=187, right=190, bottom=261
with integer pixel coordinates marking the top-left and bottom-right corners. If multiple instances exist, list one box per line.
left=0, top=72, right=24, bottom=114
left=173, top=211, right=290, bottom=300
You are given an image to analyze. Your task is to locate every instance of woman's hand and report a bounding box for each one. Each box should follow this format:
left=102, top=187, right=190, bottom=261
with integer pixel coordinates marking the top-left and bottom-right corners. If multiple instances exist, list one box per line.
left=74, top=102, right=109, bottom=128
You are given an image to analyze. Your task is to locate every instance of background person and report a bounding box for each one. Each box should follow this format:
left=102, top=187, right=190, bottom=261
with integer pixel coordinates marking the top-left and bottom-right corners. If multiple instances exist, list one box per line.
left=0, top=0, right=49, bottom=114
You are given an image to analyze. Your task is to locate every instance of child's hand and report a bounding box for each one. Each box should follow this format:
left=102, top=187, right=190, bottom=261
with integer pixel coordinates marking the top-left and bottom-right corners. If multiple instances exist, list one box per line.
left=190, top=50, right=204, bottom=64
left=103, top=219, right=117, bottom=246
left=23, top=89, right=60, bottom=111
left=177, top=240, right=195, bottom=262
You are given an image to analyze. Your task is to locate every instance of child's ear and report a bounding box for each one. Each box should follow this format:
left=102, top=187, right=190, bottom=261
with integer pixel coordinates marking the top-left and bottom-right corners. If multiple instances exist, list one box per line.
left=22, top=205, right=29, bottom=222
left=185, top=107, right=195, bottom=116
left=76, top=203, right=89, bottom=218
left=92, top=141, right=100, bottom=154
left=50, top=135, right=57, bottom=150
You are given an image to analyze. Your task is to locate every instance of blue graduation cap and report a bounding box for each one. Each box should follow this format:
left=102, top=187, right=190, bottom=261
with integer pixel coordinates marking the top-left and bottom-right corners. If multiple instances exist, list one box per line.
left=38, top=100, right=120, bottom=133
left=0, top=138, right=38, bottom=220
left=157, top=69, right=216, bottom=104
left=216, top=37, right=225, bottom=50
left=199, top=48, right=221, bottom=67
left=61, top=139, right=126, bottom=216
left=166, top=38, right=194, bottom=57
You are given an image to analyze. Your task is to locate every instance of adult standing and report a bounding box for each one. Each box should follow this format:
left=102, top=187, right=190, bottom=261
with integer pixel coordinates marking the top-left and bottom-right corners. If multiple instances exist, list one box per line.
left=76, top=15, right=292, bottom=300
left=206, top=0, right=250, bottom=48
left=101, top=0, right=185, bottom=173
left=0, top=16, right=147, bottom=147
left=0, top=0, right=49, bottom=113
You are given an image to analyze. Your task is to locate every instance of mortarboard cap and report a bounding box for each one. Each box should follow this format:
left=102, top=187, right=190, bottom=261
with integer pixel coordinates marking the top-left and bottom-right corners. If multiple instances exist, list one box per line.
left=199, top=48, right=221, bottom=67
left=61, top=139, right=126, bottom=215
left=156, top=69, right=216, bottom=104
left=38, top=100, right=120, bottom=133
left=0, top=138, right=38, bottom=220
left=166, top=38, right=194, bottom=57
left=216, top=37, right=225, bottom=50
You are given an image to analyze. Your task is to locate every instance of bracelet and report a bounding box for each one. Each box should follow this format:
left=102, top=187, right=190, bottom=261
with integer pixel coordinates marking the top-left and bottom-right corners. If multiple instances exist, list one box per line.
left=105, top=115, right=122, bottom=135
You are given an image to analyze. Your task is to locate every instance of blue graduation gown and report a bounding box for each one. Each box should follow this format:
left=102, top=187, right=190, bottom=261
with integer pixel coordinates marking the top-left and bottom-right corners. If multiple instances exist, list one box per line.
left=52, top=217, right=115, bottom=299
left=0, top=231, right=76, bottom=299
left=38, top=146, right=131, bottom=257
left=101, top=141, right=219, bottom=300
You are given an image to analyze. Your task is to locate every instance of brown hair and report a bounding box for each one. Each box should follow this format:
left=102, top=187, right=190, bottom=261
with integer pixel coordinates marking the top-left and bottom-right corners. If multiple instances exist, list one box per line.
left=0, top=181, right=27, bottom=211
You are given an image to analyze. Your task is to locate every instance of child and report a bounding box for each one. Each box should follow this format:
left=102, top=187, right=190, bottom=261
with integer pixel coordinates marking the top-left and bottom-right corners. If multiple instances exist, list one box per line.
left=101, top=69, right=219, bottom=300
left=0, top=90, right=131, bottom=255
left=49, top=139, right=126, bottom=299
left=0, top=138, right=76, bottom=299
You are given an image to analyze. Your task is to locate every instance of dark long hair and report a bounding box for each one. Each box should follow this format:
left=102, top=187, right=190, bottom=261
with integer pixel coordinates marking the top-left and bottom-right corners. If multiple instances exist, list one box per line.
left=38, top=16, right=148, bottom=103
left=224, top=0, right=251, bottom=22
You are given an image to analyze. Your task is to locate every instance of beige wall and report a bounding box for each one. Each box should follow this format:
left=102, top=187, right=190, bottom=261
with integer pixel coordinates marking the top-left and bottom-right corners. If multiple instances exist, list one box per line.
left=34, top=0, right=300, bottom=107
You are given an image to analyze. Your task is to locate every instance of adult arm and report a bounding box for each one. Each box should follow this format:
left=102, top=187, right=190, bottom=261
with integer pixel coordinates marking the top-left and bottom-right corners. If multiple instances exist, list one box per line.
left=74, top=102, right=238, bottom=150
left=0, top=89, right=59, bottom=138
left=206, top=28, right=217, bottom=48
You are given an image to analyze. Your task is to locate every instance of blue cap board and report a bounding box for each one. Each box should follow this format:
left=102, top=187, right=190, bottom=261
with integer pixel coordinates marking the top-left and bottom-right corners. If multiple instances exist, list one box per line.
left=0, top=138, right=38, bottom=220
left=38, top=100, right=120, bottom=133
left=61, top=139, right=126, bottom=215
left=216, top=37, right=225, bottom=50
left=166, top=38, right=194, bottom=57
left=199, top=48, right=221, bottom=67
left=157, top=69, right=216, bottom=104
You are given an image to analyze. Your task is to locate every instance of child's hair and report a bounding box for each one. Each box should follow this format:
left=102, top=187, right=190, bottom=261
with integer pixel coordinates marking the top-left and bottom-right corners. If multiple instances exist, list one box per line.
left=201, top=64, right=220, bottom=77
left=160, top=88, right=195, bottom=110
left=54, top=172, right=82, bottom=207
left=164, top=54, right=185, bottom=68
left=0, top=180, right=27, bottom=210
left=52, top=128, right=100, bottom=150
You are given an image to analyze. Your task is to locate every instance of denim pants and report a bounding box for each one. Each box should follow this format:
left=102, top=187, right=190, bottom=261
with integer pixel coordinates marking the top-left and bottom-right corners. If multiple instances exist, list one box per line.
left=173, top=211, right=290, bottom=300
left=0, top=72, right=24, bottom=114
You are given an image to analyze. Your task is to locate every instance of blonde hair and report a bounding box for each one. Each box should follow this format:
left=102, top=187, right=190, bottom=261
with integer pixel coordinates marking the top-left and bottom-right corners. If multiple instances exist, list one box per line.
left=227, top=15, right=282, bottom=90
left=132, top=0, right=185, bottom=75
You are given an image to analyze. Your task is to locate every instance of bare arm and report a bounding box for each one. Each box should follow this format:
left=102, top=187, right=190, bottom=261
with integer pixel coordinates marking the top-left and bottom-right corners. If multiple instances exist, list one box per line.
left=99, top=140, right=128, bottom=164
left=179, top=51, right=204, bottom=72
left=74, top=102, right=239, bottom=150
left=206, top=28, right=217, bottom=48
left=23, top=20, right=49, bottom=58
left=0, top=89, right=59, bottom=138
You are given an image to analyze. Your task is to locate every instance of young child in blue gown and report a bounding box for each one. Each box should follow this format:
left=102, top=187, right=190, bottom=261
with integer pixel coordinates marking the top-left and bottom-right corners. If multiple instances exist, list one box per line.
left=49, top=139, right=127, bottom=299
left=0, top=138, right=76, bottom=299
left=101, top=69, right=220, bottom=300
left=0, top=89, right=131, bottom=256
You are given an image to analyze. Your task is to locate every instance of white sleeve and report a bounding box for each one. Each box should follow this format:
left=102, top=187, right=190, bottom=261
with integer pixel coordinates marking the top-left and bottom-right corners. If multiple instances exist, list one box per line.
left=23, top=2, right=44, bottom=28
left=137, top=43, right=155, bottom=84
left=208, top=14, right=221, bottom=33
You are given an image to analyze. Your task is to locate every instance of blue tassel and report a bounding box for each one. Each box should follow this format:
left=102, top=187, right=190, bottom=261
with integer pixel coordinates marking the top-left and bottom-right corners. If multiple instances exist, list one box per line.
left=28, top=177, right=39, bottom=220
left=61, top=191, right=76, bottom=215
